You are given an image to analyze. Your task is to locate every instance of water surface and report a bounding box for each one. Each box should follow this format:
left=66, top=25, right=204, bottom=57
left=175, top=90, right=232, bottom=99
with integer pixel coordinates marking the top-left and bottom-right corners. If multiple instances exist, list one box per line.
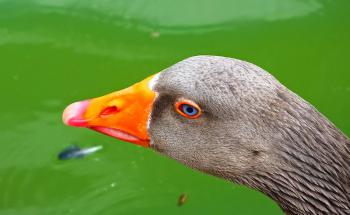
left=0, top=0, right=349, bottom=214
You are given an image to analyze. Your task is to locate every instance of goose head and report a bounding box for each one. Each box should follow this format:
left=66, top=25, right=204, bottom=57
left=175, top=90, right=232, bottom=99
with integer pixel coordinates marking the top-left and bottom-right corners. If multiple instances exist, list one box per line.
left=63, top=56, right=350, bottom=214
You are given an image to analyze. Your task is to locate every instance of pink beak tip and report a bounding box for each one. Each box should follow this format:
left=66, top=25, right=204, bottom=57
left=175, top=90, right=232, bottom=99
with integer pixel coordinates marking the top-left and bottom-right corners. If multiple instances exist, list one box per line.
left=62, top=100, right=90, bottom=127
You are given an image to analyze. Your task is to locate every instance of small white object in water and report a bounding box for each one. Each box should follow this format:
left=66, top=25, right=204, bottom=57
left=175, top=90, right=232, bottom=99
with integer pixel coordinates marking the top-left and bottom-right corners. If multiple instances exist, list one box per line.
left=150, top=31, right=160, bottom=38
left=80, top=145, right=103, bottom=155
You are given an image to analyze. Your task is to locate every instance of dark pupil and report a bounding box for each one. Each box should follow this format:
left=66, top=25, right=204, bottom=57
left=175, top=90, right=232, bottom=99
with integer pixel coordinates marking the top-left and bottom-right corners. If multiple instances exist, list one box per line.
left=186, top=107, right=194, bottom=114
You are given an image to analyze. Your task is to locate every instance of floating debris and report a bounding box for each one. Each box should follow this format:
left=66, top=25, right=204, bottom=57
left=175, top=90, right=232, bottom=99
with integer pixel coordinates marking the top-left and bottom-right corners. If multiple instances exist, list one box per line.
left=150, top=31, right=160, bottom=39
left=58, top=145, right=103, bottom=160
left=177, top=193, right=188, bottom=207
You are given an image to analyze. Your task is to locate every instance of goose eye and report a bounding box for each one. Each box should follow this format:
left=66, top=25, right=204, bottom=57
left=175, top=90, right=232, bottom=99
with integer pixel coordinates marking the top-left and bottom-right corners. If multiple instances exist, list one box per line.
left=175, top=100, right=201, bottom=119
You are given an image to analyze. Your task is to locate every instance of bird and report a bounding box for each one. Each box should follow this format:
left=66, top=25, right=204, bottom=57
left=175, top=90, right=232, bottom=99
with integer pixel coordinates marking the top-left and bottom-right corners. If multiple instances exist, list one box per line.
left=62, top=56, right=350, bottom=215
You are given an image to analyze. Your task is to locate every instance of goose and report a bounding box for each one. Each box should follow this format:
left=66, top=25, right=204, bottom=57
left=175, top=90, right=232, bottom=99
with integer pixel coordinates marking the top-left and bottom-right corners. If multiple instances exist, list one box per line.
left=62, top=56, right=350, bottom=215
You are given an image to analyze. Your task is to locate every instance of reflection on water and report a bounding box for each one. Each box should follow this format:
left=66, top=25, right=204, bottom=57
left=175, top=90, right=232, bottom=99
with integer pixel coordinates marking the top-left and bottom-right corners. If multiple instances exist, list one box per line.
left=17, top=0, right=323, bottom=29
left=0, top=0, right=326, bottom=47
left=0, top=0, right=349, bottom=214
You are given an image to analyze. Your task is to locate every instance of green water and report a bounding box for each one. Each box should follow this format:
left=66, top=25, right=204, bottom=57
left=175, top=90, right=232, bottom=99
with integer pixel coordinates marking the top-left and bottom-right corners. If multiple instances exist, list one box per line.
left=0, top=0, right=349, bottom=214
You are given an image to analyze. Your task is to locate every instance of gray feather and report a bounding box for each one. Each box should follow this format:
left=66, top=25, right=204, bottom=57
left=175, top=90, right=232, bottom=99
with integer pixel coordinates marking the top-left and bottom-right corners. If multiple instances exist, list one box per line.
left=149, top=56, right=350, bottom=214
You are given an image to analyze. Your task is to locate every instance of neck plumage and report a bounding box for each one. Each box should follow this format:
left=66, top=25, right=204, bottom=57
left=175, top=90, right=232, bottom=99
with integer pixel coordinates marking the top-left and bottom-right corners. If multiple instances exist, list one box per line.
left=236, top=120, right=350, bottom=215
left=238, top=162, right=350, bottom=214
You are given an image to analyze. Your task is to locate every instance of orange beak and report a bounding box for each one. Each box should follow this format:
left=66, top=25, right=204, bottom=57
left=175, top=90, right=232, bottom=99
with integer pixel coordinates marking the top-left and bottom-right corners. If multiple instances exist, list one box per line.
left=62, top=75, right=156, bottom=147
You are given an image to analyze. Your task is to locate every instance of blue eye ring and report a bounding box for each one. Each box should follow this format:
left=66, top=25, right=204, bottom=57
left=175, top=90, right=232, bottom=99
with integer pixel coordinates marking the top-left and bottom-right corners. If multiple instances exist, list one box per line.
left=175, top=100, right=201, bottom=119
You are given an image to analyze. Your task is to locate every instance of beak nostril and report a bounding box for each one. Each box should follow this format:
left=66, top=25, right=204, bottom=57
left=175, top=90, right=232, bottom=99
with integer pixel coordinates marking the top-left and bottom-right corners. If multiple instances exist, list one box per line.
left=100, top=106, right=118, bottom=117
